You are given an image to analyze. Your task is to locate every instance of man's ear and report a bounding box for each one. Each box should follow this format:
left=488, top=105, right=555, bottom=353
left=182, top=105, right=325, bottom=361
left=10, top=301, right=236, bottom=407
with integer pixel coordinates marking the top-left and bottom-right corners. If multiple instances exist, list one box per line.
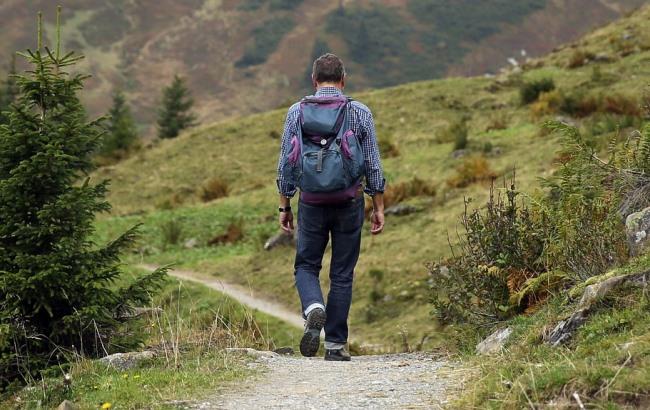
left=340, top=77, right=345, bottom=89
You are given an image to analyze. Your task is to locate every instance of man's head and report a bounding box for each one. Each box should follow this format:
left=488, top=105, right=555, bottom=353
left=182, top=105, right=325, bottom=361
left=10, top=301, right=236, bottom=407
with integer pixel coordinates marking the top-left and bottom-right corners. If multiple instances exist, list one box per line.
left=312, top=53, right=345, bottom=89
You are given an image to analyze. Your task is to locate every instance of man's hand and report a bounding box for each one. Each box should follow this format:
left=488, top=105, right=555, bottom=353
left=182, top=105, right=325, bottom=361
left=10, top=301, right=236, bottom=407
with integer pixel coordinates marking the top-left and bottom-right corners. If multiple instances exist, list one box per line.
left=280, top=211, right=294, bottom=234
left=370, top=210, right=384, bottom=235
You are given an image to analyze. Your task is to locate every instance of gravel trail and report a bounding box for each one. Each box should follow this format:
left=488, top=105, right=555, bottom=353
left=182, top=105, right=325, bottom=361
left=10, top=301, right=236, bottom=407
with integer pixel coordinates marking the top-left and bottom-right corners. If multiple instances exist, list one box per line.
left=195, top=353, right=462, bottom=409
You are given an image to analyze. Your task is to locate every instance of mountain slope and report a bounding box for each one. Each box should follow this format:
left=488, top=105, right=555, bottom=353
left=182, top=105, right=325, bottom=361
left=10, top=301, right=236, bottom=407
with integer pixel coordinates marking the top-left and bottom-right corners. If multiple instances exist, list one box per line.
left=92, top=4, right=650, bottom=348
left=0, top=0, right=645, bottom=133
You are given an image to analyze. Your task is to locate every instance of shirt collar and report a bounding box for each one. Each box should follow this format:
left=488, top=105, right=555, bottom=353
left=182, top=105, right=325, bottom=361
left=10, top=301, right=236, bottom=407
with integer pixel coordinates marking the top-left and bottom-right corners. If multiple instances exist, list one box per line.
left=314, top=86, right=343, bottom=97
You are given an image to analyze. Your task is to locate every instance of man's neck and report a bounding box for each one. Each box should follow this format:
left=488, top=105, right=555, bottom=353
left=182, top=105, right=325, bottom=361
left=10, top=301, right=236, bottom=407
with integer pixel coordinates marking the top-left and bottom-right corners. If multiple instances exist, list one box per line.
left=316, top=83, right=342, bottom=90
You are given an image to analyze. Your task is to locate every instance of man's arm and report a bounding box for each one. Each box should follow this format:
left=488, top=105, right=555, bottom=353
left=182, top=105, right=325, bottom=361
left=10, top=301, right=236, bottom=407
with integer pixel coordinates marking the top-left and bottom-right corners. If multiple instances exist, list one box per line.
left=277, top=106, right=299, bottom=233
left=358, top=106, right=386, bottom=234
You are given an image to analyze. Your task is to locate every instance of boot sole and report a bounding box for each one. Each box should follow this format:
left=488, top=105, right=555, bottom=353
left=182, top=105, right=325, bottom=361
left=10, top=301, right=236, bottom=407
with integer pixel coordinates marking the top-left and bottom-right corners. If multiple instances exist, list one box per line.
left=299, top=309, right=326, bottom=357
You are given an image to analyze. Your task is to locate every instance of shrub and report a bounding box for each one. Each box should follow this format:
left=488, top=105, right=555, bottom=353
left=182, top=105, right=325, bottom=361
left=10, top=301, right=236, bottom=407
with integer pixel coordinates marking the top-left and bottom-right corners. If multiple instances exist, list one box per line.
left=378, top=137, right=400, bottom=158
left=160, top=219, right=183, bottom=249
left=485, top=111, right=508, bottom=131
left=447, top=155, right=497, bottom=188
left=567, top=49, right=594, bottom=69
left=199, top=177, right=230, bottom=202
left=602, top=93, right=641, bottom=117
left=520, top=78, right=555, bottom=105
left=429, top=181, right=548, bottom=324
left=207, top=220, right=244, bottom=246
left=559, top=91, right=600, bottom=118
left=437, top=117, right=469, bottom=148
left=530, top=90, right=563, bottom=118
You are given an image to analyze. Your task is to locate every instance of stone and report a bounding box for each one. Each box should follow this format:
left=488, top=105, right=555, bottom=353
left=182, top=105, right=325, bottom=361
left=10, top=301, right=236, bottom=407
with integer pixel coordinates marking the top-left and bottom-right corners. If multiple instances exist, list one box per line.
left=264, top=230, right=296, bottom=251
left=625, top=206, right=650, bottom=255
left=57, top=400, right=78, bottom=410
left=451, top=149, right=468, bottom=159
left=545, top=308, right=589, bottom=346
left=184, top=238, right=198, bottom=249
left=225, top=348, right=279, bottom=359
left=593, top=52, right=614, bottom=63
left=476, top=327, right=512, bottom=355
left=384, top=204, right=421, bottom=216
left=578, top=275, right=629, bottom=309
left=99, top=350, right=156, bottom=371
left=273, top=347, right=295, bottom=355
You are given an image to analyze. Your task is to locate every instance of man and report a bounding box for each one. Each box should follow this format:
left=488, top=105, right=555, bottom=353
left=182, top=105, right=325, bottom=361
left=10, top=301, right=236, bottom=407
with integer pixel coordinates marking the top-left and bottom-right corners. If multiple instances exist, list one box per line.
left=276, top=53, right=385, bottom=361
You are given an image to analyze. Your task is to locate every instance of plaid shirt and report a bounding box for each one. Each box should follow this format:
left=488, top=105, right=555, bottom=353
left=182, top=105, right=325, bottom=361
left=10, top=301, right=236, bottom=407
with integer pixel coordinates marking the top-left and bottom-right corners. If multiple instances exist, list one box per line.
left=276, top=86, right=386, bottom=198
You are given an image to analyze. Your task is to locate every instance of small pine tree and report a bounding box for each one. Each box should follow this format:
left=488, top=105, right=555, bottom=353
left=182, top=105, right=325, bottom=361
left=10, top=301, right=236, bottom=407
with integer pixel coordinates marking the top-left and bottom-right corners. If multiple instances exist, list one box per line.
left=0, top=54, right=19, bottom=124
left=0, top=10, right=166, bottom=389
left=101, top=90, right=138, bottom=158
left=157, top=75, right=197, bottom=139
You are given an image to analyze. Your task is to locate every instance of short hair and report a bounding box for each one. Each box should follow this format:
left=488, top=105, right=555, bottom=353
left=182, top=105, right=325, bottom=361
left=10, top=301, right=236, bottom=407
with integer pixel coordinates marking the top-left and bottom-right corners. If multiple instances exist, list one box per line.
left=312, top=53, right=346, bottom=83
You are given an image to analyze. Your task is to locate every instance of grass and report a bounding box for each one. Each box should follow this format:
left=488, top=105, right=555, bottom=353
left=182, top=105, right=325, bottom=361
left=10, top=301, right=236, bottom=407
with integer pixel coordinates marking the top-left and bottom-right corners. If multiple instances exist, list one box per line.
left=2, top=270, right=302, bottom=409
left=453, top=256, right=650, bottom=409
left=3, top=4, right=648, bottom=407
left=89, top=6, right=650, bottom=352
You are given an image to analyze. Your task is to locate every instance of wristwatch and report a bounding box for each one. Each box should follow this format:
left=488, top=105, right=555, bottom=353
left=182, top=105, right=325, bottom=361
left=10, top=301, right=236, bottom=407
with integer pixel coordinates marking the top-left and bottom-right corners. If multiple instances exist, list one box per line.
left=278, top=206, right=292, bottom=213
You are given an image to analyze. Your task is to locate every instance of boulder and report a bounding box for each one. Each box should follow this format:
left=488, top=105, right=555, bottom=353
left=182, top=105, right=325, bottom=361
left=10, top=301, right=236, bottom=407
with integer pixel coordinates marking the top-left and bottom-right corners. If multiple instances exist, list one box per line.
left=625, top=206, right=650, bottom=256
left=476, top=327, right=512, bottom=355
left=384, top=204, right=421, bottom=216
left=545, top=308, right=589, bottom=346
left=225, top=348, right=278, bottom=359
left=57, top=400, right=79, bottom=410
left=264, top=229, right=297, bottom=251
left=99, top=350, right=156, bottom=371
left=578, top=275, right=629, bottom=309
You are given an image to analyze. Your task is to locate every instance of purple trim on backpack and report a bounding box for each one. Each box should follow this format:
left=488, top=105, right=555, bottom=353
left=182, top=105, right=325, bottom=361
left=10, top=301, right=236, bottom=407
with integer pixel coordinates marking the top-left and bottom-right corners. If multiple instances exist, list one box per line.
left=300, top=182, right=361, bottom=205
left=288, top=135, right=299, bottom=164
left=341, top=130, right=354, bottom=159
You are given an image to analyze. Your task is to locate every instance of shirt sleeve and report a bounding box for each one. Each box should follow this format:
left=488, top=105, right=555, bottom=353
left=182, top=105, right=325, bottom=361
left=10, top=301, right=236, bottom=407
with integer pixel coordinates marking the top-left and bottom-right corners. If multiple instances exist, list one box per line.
left=276, top=106, right=298, bottom=198
left=360, top=110, right=386, bottom=196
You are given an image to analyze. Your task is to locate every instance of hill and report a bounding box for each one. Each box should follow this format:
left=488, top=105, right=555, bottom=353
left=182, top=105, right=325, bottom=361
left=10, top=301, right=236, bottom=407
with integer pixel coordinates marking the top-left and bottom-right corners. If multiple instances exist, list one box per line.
left=0, top=0, right=646, bottom=133
left=92, top=3, right=650, bottom=351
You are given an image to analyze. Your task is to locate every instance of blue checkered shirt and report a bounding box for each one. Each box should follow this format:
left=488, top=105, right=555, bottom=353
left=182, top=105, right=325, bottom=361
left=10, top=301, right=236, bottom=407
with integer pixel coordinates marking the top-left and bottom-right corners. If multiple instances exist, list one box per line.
left=276, top=86, right=386, bottom=198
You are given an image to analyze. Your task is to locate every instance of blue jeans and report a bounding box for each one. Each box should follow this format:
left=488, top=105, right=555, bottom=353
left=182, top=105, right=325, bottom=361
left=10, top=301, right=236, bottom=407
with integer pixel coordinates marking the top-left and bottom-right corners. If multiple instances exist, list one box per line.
left=294, top=196, right=365, bottom=345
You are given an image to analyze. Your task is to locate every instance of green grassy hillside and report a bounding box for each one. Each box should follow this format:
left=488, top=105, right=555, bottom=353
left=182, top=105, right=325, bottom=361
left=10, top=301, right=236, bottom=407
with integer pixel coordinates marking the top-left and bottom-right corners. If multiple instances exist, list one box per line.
left=93, top=4, right=650, bottom=349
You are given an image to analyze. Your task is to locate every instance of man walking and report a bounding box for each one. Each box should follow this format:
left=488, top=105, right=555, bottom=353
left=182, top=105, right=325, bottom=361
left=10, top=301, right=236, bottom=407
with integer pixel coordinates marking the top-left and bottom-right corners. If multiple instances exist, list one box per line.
left=276, top=53, right=385, bottom=361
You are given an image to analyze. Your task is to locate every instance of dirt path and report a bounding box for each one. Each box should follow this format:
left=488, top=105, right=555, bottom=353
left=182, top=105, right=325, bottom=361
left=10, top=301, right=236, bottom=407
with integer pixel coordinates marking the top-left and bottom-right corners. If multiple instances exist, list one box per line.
left=139, top=264, right=304, bottom=328
left=141, top=264, right=464, bottom=408
left=196, top=353, right=462, bottom=409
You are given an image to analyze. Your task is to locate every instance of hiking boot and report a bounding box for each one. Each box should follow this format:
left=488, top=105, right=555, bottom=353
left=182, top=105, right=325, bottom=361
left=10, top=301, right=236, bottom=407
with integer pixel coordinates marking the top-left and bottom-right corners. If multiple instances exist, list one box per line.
left=324, top=348, right=351, bottom=362
left=299, top=308, right=326, bottom=357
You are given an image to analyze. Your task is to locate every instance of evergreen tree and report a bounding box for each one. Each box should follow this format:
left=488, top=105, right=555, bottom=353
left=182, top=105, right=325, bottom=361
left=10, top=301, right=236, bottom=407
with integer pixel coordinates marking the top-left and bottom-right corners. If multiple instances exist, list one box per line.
left=101, top=90, right=138, bottom=158
left=0, top=54, right=19, bottom=124
left=0, top=11, right=166, bottom=389
left=157, top=75, right=197, bottom=139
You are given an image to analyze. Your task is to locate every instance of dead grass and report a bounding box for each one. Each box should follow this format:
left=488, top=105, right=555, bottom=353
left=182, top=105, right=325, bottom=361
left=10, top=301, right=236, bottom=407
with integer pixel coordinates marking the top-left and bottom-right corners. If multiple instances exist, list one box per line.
left=199, top=177, right=230, bottom=202
left=447, top=155, right=498, bottom=188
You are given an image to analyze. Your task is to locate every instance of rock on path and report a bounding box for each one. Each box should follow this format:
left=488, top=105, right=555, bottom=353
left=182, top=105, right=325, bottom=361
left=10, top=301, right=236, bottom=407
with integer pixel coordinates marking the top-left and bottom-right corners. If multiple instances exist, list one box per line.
left=194, top=353, right=461, bottom=409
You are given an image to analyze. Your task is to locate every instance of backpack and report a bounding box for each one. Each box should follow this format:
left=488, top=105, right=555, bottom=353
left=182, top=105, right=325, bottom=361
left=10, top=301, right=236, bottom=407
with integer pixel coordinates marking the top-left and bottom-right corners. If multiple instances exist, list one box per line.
left=281, top=95, right=365, bottom=197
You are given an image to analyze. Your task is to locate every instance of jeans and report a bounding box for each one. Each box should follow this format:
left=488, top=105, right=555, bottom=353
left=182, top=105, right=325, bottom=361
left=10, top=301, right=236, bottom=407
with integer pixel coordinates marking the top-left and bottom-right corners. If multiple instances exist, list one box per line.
left=294, top=196, right=365, bottom=344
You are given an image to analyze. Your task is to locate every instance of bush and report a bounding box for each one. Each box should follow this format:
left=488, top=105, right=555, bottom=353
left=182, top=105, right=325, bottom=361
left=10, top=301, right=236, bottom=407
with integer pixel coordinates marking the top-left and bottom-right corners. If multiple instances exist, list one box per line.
left=199, top=177, right=230, bottom=202
left=378, top=137, right=400, bottom=158
left=530, top=90, right=564, bottom=118
left=567, top=49, right=594, bottom=69
left=436, top=117, right=469, bottom=148
left=447, top=155, right=497, bottom=188
left=429, top=181, right=547, bottom=324
left=520, top=78, right=555, bottom=105
left=485, top=111, right=508, bottom=131
left=160, top=219, right=183, bottom=249
left=207, top=220, right=244, bottom=246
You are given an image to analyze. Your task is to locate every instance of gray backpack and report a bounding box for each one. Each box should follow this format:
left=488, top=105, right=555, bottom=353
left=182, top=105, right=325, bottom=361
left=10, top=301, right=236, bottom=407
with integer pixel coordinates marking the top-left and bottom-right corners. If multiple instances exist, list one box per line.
left=282, top=95, right=365, bottom=199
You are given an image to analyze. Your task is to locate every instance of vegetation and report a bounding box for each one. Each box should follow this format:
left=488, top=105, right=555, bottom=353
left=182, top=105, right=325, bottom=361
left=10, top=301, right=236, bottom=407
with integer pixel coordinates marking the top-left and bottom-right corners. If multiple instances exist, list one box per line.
left=157, top=75, right=197, bottom=139
left=2, top=275, right=301, bottom=408
left=0, top=14, right=166, bottom=392
left=235, top=16, right=295, bottom=68
left=520, top=78, right=556, bottom=105
left=0, top=55, right=18, bottom=125
left=99, top=90, right=138, bottom=160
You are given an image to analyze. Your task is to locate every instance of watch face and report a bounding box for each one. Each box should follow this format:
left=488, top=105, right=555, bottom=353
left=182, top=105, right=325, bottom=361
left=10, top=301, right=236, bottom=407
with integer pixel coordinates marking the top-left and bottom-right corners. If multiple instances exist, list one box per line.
left=320, top=138, right=327, bottom=146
